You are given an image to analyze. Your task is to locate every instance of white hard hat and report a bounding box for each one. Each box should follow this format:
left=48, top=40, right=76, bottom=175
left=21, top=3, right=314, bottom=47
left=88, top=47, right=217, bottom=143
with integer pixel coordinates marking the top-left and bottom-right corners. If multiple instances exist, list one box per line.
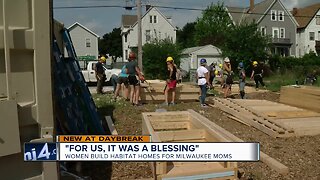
left=224, top=57, right=230, bottom=63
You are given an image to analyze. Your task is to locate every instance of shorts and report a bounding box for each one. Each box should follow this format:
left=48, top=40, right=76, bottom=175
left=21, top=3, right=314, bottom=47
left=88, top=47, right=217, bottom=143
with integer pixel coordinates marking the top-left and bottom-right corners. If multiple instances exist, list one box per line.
left=168, top=80, right=177, bottom=89
left=239, top=81, right=245, bottom=91
left=128, top=75, right=139, bottom=86
left=117, top=77, right=129, bottom=87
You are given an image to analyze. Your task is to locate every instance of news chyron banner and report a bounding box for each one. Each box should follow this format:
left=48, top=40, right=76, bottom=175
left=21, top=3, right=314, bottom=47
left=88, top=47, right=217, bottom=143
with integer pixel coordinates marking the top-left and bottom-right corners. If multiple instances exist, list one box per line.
left=24, top=135, right=260, bottom=162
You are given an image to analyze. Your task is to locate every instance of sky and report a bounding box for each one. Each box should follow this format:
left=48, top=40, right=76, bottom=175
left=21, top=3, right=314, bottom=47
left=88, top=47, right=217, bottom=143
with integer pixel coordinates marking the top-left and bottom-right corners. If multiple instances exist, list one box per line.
left=53, top=0, right=319, bottom=37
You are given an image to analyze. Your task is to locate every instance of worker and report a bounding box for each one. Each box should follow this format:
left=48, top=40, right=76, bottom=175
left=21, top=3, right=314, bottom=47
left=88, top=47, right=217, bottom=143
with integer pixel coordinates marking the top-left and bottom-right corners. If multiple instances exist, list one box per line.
left=218, top=63, right=224, bottom=86
left=163, top=56, right=177, bottom=106
left=250, top=61, right=265, bottom=90
left=197, top=58, right=211, bottom=107
left=95, top=56, right=106, bottom=94
left=223, top=57, right=233, bottom=98
left=207, top=62, right=216, bottom=85
left=238, top=62, right=246, bottom=99
left=113, top=65, right=129, bottom=101
left=126, top=52, right=143, bottom=106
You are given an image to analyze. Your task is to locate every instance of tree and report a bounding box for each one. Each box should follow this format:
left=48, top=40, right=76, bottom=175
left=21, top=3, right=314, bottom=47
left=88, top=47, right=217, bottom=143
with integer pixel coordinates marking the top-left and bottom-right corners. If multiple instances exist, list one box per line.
left=177, top=22, right=197, bottom=49
left=99, top=27, right=122, bottom=59
left=142, top=39, right=181, bottom=79
left=194, top=2, right=233, bottom=47
left=222, top=21, right=271, bottom=68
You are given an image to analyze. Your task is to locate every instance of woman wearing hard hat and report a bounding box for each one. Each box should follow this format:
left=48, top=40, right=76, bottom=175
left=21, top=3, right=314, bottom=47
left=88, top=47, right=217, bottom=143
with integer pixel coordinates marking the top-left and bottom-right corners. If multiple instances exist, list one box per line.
left=250, top=61, right=265, bottom=90
left=163, top=56, right=177, bottom=106
left=95, top=56, right=107, bottom=94
left=222, top=57, right=232, bottom=98
left=197, top=58, right=211, bottom=108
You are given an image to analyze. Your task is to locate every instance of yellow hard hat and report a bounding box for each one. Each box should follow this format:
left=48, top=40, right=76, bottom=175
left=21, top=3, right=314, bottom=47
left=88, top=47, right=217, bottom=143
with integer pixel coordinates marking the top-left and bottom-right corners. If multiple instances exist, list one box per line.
left=166, top=56, right=174, bottom=62
left=100, top=56, right=106, bottom=62
left=253, top=61, right=258, bottom=65
left=214, top=70, right=219, bottom=75
left=219, top=64, right=223, bottom=68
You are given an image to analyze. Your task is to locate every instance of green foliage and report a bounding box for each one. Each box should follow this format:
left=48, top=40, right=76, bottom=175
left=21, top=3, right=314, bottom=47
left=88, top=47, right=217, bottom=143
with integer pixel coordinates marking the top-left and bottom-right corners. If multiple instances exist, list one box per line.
left=142, top=39, right=181, bottom=79
left=269, top=52, right=320, bottom=74
left=99, top=28, right=122, bottom=59
left=195, top=2, right=233, bottom=47
left=176, top=22, right=197, bottom=49
left=222, top=22, right=271, bottom=68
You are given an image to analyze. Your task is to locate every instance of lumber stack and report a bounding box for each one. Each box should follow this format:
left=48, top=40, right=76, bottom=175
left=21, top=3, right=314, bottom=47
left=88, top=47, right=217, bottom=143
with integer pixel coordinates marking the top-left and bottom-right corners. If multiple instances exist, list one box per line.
left=280, top=85, right=320, bottom=113
left=215, top=98, right=320, bottom=137
left=142, top=110, right=238, bottom=180
left=140, top=80, right=199, bottom=102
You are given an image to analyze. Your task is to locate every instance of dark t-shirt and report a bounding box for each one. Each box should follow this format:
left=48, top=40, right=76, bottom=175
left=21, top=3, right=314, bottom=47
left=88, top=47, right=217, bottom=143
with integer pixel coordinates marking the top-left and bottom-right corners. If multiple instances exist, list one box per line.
left=253, top=65, right=263, bottom=75
left=167, top=65, right=177, bottom=80
left=126, top=60, right=138, bottom=76
left=95, top=62, right=104, bottom=74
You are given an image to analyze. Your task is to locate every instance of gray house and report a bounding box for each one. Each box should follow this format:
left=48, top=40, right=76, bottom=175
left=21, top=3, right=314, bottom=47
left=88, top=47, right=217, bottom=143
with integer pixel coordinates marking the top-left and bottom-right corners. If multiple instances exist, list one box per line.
left=227, top=0, right=298, bottom=57
left=68, top=22, right=99, bottom=60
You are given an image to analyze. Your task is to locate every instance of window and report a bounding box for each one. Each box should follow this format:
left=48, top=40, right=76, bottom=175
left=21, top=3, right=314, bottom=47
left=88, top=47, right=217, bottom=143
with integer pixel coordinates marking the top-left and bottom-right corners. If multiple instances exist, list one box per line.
left=271, top=10, right=277, bottom=21
left=153, top=15, right=157, bottom=23
left=149, top=15, right=152, bottom=23
left=85, top=38, right=91, bottom=47
left=146, top=30, right=151, bottom=42
left=125, top=34, right=127, bottom=43
left=278, top=11, right=284, bottom=21
left=310, top=32, right=315, bottom=41
left=272, top=27, right=279, bottom=38
left=318, top=31, right=320, bottom=40
left=316, top=16, right=320, bottom=25
left=261, top=26, right=266, bottom=36
left=280, top=28, right=285, bottom=38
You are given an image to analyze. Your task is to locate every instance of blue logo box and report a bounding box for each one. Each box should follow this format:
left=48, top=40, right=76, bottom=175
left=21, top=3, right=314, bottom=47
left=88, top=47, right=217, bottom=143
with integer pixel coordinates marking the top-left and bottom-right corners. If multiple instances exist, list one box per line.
left=24, top=143, right=57, bottom=161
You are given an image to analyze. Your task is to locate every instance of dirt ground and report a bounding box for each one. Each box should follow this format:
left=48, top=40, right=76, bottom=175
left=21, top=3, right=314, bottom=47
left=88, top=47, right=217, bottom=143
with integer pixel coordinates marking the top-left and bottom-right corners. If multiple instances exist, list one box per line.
left=91, top=90, right=320, bottom=180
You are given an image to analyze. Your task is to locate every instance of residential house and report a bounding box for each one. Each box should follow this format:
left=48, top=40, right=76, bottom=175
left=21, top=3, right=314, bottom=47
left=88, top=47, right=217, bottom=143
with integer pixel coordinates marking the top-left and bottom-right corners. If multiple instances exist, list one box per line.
left=121, top=6, right=176, bottom=61
left=292, top=3, right=320, bottom=57
left=68, top=22, right=99, bottom=61
left=227, top=0, right=298, bottom=57
left=180, top=45, right=223, bottom=72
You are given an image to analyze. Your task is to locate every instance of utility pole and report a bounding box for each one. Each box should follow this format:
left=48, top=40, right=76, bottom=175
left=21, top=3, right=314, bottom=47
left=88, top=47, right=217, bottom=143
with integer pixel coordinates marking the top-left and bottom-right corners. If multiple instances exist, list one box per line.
left=137, top=0, right=143, bottom=71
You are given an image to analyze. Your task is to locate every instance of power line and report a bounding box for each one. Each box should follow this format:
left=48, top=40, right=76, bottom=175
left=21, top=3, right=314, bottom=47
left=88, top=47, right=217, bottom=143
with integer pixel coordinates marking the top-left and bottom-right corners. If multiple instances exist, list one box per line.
left=53, top=4, right=316, bottom=19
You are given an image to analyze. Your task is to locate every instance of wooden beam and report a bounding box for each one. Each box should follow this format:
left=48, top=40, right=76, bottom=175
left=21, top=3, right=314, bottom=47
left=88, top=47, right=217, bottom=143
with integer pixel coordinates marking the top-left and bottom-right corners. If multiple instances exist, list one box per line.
left=105, top=116, right=118, bottom=135
left=151, top=121, right=189, bottom=131
left=156, top=129, right=206, bottom=142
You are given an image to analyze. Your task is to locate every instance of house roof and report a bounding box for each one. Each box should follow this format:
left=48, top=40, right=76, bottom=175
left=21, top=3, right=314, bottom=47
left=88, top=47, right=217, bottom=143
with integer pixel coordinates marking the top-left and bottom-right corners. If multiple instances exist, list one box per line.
left=228, top=0, right=297, bottom=26
left=181, top=45, right=221, bottom=55
left=122, top=15, right=138, bottom=27
left=227, top=7, right=247, bottom=25
left=293, top=3, right=320, bottom=29
left=68, top=22, right=100, bottom=38
left=122, top=7, right=175, bottom=30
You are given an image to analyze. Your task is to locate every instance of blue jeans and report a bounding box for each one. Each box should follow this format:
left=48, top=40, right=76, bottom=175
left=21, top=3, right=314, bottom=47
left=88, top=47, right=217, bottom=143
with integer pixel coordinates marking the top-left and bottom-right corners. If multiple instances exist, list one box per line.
left=199, top=85, right=207, bottom=105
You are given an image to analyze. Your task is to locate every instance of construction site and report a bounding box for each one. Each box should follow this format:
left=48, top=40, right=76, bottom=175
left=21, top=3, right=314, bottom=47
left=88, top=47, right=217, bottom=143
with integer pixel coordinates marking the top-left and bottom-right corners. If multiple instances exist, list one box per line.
left=1, top=0, right=320, bottom=180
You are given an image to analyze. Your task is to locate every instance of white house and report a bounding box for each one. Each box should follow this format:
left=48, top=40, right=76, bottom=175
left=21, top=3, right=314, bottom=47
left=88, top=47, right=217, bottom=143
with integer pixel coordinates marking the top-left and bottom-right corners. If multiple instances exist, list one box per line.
left=121, top=7, right=176, bottom=61
left=293, top=3, right=320, bottom=57
left=180, top=45, right=223, bottom=72
left=68, top=22, right=99, bottom=60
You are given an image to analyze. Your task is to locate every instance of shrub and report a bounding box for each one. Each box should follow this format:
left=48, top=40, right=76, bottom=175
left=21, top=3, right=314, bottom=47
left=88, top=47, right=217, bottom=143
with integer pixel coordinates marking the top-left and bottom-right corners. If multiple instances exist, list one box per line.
left=142, top=39, right=181, bottom=80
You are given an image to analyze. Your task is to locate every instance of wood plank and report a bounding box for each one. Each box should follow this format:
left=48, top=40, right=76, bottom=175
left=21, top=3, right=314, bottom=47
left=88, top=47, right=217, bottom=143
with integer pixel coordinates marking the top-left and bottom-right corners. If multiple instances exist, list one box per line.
left=151, top=121, right=189, bottom=131
left=265, top=110, right=320, bottom=119
left=249, top=106, right=302, bottom=112
left=157, top=129, right=206, bottom=142
left=105, top=116, right=118, bottom=135
left=142, top=113, right=167, bottom=175
left=214, top=98, right=289, bottom=137
left=260, top=152, right=289, bottom=175
left=226, top=114, right=251, bottom=127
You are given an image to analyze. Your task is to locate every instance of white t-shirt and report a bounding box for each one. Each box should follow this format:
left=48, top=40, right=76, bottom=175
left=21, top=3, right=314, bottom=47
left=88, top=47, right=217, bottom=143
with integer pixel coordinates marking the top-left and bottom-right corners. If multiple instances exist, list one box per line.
left=197, top=66, right=208, bottom=85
